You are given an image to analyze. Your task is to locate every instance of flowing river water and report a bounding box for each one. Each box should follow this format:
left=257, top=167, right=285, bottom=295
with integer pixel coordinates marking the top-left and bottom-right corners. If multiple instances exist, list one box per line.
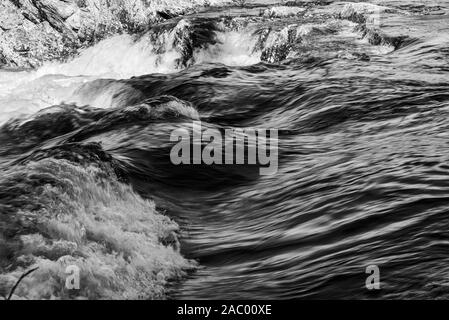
left=1, top=0, right=449, bottom=299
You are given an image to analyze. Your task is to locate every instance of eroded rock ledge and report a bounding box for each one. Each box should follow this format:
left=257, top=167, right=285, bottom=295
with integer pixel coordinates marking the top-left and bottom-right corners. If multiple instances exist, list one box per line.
left=0, top=0, right=227, bottom=68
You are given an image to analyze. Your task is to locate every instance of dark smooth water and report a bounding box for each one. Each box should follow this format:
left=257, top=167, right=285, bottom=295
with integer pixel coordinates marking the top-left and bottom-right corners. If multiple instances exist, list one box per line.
left=1, top=1, right=449, bottom=299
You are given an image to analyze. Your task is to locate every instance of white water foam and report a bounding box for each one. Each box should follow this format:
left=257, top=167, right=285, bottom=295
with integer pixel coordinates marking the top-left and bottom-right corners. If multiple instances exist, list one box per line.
left=0, top=25, right=263, bottom=125
left=194, top=30, right=261, bottom=66
left=0, top=32, right=179, bottom=124
left=0, top=159, right=195, bottom=299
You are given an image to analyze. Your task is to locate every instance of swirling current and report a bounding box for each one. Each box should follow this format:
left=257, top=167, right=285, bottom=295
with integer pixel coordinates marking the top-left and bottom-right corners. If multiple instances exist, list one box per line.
left=1, top=0, right=449, bottom=299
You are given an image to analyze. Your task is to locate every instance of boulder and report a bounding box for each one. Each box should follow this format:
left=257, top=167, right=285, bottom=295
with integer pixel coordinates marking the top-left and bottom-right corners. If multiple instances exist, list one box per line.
left=66, top=9, right=82, bottom=30
left=15, top=0, right=42, bottom=24
left=0, top=2, right=24, bottom=31
left=38, top=0, right=78, bottom=20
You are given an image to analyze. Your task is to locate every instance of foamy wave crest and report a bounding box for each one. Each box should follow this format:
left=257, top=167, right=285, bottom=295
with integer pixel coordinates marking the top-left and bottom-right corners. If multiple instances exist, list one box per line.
left=193, top=31, right=261, bottom=66
left=0, top=152, right=195, bottom=300
left=261, top=6, right=306, bottom=18
left=37, top=33, right=181, bottom=78
left=338, top=2, right=396, bottom=18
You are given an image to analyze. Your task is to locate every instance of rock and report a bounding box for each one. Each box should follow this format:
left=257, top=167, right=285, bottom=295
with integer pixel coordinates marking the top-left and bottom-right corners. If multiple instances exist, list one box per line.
left=157, top=11, right=175, bottom=20
left=66, top=8, right=81, bottom=30
left=0, top=2, right=24, bottom=30
left=39, top=0, right=78, bottom=20
left=15, top=0, right=42, bottom=24
left=259, top=25, right=300, bottom=63
left=0, top=51, right=7, bottom=66
left=0, top=19, right=74, bottom=68
left=34, top=0, right=75, bottom=35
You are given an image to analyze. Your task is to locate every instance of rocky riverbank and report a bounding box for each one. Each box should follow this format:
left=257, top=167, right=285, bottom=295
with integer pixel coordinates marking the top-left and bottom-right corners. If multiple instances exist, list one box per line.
left=0, top=0, right=230, bottom=68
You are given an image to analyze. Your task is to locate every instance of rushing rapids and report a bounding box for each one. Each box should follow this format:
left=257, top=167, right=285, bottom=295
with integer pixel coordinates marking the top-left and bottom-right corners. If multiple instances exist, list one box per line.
left=1, top=0, right=449, bottom=299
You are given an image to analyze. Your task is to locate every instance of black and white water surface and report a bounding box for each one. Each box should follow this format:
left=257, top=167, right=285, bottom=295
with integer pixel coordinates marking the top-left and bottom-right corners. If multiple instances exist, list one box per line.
left=1, top=0, right=449, bottom=299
